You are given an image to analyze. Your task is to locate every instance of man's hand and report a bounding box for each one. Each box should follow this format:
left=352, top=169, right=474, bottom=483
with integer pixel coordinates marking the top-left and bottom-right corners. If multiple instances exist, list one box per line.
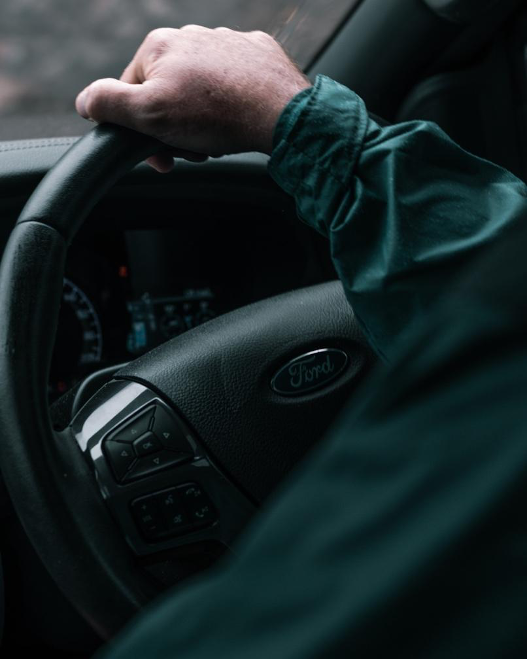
left=75, top=26, right=311, bottom=172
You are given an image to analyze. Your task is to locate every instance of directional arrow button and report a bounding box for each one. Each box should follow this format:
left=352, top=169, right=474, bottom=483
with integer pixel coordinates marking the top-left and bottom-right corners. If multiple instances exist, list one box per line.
left=124, top=450, right=190, bottom=482
left=152, top=406, right=193, bottom=454
left=104, top=440, right=136, bottom=481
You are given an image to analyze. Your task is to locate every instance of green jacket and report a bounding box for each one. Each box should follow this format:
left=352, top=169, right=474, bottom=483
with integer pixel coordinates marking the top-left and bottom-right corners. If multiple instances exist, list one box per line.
left=102, top=75, right=527, bottom=659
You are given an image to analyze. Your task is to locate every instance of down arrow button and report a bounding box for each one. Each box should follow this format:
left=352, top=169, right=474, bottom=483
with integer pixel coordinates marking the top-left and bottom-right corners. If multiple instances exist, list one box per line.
left=152, top=405, right=193, bottom=455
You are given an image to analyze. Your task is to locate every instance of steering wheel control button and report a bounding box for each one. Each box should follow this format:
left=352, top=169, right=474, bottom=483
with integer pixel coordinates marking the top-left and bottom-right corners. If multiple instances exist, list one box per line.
left=131, top=483, right=216, bottom=542
left=123, top=449, right=189, bottom=482
left=156, top=488, right=189, bottom=532
left=178, top=483, right=216, bottom=526
left=152, top=405, right=193, bottom=454
left=133, top=432, right=163, bottom=457
left=109, top=407, right=154, bottom=443
left=131, top=497, right=165, bottom=541
left=104, top=441, right=136, bottom=481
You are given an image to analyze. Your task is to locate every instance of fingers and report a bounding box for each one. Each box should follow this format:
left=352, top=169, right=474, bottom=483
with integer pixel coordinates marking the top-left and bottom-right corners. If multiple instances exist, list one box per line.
left=119, top=29, right=166, bottom=84
left=75, top=78, right=144, bottom=129
left=146, top=154, right=175, bottom=173
left=146, top=149, right=208, bottom=174
left=120, top=58, right=143, bottom=84
left=75, top=73, right=210, bottom=173
left=171, top=149, right=209, bottom=163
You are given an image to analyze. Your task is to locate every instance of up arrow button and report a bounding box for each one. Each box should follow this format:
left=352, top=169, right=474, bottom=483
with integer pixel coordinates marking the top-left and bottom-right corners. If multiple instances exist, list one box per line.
left=109, top=407, right=154, bottom=444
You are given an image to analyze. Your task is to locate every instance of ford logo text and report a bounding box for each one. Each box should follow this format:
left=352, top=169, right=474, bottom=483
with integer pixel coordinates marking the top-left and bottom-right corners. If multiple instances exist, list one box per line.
left=271, top=348, right=348, bottom=396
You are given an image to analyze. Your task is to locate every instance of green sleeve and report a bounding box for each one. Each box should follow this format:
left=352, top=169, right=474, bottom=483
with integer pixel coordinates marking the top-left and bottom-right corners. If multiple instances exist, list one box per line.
left=98, top=78, right=526, bottom=659
left=100, top=224, right=526, bottom=659
left=268, top=75, right=526, bottom=361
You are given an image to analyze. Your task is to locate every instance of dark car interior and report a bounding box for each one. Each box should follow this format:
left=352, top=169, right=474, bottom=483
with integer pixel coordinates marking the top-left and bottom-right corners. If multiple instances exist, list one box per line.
left=0, top=0, right=525, bottom=656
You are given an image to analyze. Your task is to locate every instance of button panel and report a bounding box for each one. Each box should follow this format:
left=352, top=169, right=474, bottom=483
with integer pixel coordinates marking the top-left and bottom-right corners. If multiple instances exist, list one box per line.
left=73, top=381, right=256, bottom=557
left=131, top=483, right=216, bottom=542
left=103, top=404, right=194, bottom=483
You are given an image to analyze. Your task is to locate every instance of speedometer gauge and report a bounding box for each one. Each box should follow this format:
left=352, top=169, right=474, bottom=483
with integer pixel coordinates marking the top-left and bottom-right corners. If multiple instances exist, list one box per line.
left=62, top=278, right=103, bottom=364
left=49, top=278, right=103, bottom=400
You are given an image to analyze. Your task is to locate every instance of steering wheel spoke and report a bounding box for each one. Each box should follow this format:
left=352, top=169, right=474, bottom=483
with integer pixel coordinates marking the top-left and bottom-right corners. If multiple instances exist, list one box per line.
left=71, top=379, right=254, bottom=556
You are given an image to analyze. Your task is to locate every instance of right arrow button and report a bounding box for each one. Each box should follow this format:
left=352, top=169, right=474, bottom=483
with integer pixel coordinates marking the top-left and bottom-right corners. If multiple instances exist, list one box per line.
left=152, top=405, right=194, bottom=455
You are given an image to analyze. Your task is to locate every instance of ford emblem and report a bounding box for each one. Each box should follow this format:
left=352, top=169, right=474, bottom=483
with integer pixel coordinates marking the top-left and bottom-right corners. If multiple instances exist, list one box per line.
left=271, top=348, right=348, bottom=396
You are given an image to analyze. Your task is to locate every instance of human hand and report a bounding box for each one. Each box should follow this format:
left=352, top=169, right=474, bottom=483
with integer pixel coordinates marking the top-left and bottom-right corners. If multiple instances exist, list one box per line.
left=75, top=26, right=311, bottom=172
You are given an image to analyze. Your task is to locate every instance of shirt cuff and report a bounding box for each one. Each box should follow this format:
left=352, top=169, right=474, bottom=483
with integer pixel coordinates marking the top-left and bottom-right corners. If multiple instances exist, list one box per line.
left=268, top=75, right=369, bottom=234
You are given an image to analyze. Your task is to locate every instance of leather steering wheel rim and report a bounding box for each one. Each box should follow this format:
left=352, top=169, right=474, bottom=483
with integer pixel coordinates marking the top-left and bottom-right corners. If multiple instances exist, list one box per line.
left=0, top=125, right=167, bottom=638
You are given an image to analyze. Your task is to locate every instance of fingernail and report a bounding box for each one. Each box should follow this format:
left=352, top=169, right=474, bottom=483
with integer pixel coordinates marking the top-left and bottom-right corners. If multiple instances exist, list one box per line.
left=76, top=90, right=89, bottom=119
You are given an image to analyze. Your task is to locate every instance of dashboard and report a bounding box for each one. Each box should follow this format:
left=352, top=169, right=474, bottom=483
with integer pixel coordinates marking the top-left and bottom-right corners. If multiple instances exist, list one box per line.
left=39, top=193, right=335, bottom=402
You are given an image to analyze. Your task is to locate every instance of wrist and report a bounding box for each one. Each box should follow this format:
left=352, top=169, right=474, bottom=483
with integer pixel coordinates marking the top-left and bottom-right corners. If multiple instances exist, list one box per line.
left=257, top=80, right=312, bottom=155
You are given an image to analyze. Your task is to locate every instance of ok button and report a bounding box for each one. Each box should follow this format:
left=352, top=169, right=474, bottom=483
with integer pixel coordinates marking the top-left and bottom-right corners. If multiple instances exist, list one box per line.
left=133, top=432, right=163, bottom=457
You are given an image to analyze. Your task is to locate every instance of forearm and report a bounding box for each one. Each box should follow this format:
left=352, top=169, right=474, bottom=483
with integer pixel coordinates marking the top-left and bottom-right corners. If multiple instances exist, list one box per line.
left=269, top=75, right=527, bottom=361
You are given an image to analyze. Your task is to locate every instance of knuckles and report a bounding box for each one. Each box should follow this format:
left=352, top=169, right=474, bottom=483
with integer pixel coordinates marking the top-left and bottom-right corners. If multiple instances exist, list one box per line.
left=143, top=27, right=178, bottom=65
left=180, top=24, right=207, bottom=32
left=145, top=27, right=176, bottom=44
left=84, top=78, right=114, bottom=116
left=144, top=27, right=176, bottom=55
left=250, top=30, right=276, bottom=44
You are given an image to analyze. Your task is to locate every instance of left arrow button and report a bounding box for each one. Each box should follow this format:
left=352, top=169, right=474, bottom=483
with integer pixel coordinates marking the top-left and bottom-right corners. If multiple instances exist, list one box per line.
left=104, top=440, right=136, bottom=481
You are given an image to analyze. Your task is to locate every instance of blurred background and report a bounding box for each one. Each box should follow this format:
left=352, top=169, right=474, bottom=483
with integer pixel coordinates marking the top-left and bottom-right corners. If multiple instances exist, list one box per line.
left=0, top=0, right=357, bottom=139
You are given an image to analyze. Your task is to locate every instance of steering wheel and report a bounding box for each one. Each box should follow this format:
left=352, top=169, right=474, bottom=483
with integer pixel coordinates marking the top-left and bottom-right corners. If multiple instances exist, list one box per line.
left=0, top=125, right=372, bottom=639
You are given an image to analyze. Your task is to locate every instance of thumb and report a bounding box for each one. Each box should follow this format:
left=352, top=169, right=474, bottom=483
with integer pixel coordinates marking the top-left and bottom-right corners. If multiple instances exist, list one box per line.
left=75, top=78, right=145, bottom=131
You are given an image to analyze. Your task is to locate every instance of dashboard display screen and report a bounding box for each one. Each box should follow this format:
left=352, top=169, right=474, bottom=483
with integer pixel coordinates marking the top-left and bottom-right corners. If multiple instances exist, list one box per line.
left=126, top=289, right=215, bottom=355
left=49, top=280, right=217, bottom=401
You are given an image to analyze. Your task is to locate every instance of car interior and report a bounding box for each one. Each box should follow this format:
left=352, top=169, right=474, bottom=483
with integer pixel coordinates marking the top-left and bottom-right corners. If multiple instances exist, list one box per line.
left=0, top=0, right=525, bottom=656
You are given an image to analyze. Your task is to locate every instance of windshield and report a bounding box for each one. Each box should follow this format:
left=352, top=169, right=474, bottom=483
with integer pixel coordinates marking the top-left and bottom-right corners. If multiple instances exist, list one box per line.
left=0, top=0, right=358, bottom=140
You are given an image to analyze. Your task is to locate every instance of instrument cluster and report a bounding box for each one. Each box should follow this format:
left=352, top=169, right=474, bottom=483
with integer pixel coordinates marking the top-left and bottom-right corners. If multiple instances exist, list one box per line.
left=48, top=207, right=332, bottom=403
left=49, top=232, right=218, bottom=402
